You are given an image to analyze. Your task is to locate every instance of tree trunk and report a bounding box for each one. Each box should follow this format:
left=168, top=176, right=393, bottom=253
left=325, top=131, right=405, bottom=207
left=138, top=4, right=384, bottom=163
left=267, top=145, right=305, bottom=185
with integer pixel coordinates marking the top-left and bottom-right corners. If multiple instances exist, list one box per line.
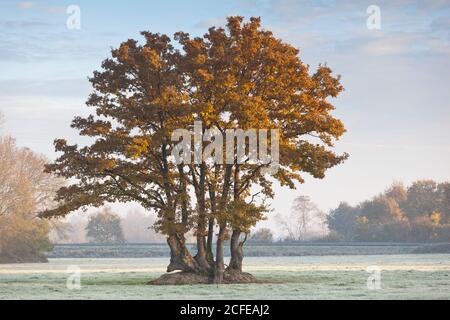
left=194, top=183, right=209, bottom=272
left=228, top=164, right=244, bottom=272
left=191, top=163, right=211, bottom=272
left=228, top=229, right=244, bottom=272
left=195, top=235, right=210, bottom=273
left=166, top=234, right=199, bottom=273
left=206, top=218, right=215, bottom=264
left=213, top=224, right=226, bottom=284
left=206, top=183, right=216, bottom=265
left=213, top=164, right=233, bottom=284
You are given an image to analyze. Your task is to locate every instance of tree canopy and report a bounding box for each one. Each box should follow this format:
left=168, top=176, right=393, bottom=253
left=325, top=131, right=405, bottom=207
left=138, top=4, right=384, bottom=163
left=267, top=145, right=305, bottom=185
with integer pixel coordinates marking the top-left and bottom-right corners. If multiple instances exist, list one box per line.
left=86, top=208, right=125, bottom=244
left=40, top=16, right=347, bottom=283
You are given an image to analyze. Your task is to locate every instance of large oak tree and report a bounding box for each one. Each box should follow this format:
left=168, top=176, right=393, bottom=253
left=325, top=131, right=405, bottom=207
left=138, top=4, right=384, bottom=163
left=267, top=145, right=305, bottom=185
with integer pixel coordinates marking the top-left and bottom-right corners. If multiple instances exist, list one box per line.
left=40, top=17, right=347, bottom=283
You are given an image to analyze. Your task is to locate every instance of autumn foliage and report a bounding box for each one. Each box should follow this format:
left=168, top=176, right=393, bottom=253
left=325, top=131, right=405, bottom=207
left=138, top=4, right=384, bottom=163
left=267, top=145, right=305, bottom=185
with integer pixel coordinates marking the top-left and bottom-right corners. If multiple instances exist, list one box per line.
left=0, top=136, right=62, bottom=263
left=328, top=180, right=450, bottom=242
left=40, top=17, right=347, bottom=283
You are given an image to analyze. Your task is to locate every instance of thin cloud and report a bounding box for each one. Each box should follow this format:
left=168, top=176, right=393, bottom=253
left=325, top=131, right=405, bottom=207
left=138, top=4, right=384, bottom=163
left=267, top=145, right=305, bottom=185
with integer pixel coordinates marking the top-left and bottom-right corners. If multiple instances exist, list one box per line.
left=360, top=32, right=421, bottom=55
left=17, top=1, right=66, bottom=15
left=430, top=15, right=450, bottom=31
left=18, top=1, right=33, bottom=9
left=0, top=20, right=52, bottom=29
left=418, top=0, right=450, bottom=12
left=194, top=17, right=227, bottom=29
left=43, top=6, right=66, bottom=15
left=0, top=78, right=91, bottom=98
left=355, top=31, right=450, bottom=56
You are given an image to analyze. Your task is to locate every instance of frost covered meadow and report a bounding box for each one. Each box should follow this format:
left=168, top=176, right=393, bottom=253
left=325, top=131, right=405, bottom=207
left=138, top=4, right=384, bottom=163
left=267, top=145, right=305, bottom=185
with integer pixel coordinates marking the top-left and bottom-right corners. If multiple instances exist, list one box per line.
left=1, top=253, right=449, bottom=299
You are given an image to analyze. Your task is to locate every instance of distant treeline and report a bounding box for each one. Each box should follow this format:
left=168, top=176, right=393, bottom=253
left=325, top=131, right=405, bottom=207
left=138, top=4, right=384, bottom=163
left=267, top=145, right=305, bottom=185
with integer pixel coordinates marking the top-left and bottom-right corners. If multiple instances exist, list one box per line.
left=326, top=180, right=450, bottom=242
left=48, top=242, right=436, bottom=258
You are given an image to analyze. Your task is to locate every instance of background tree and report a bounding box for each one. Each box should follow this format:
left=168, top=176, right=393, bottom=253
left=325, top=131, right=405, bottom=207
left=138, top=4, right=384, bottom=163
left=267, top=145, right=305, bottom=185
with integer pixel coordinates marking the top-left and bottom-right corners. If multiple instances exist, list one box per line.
left=384, top=182, right=407, bottom=205
left=40, top=16, right=347, bottom=283
left=358, top=195, right=404, bottom=225
left=248, top=228, right=274, bottom=242
left=86, top=208, right=125, bottom=244
left=326, top=202, right=358, bottom=241
left=437, top=182, right=450, bottom=223
left=327, top=180, right=450, bottom=242
left=0, top=135, right=63, bottom=263
left=277, top=196, right=325, bottom=240
left=403, top=180, right=440, bottom=219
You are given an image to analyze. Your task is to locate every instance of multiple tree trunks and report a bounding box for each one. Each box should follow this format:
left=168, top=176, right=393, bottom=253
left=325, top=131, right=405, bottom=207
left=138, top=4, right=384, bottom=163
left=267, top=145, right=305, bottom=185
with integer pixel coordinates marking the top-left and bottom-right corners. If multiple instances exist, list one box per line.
left=38, top=17, right=347, bottom=285
left=165, top=226, right=247, bottom=284
left=165, top=163, right=243, bottom=284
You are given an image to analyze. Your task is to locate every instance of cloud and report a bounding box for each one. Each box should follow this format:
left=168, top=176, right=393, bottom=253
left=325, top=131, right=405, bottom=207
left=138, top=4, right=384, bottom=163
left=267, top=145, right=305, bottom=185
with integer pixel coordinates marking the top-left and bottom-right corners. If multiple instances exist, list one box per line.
left=268, top=0, right=339, bottom=25
left=350, top=30, right=450, bottom=56
left=0, top=25, right=108, bottom=62
left=18, top=1, right=33, bottom=9
left=262, top=0, right=450, bottom=58
left=193, top=17, right=227, bottom=29
left=43, top=6, right=66, bottom=15
left=418, top=0, right=450, bottom=12
left=17, top=1, right=66, bottom=14
left=0, top=20, right=52, bottom=29
left=359, top=32, right=422, bottom=55
left=0, top=78, right=91, bottom=98
left=430, top=15, right=450, bottom=31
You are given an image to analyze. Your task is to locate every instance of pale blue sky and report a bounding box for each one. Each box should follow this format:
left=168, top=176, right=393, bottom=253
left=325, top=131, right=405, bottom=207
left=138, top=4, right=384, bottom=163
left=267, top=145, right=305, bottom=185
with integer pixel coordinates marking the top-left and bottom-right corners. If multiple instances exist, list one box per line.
left=1, top=0, right=449, bottom=226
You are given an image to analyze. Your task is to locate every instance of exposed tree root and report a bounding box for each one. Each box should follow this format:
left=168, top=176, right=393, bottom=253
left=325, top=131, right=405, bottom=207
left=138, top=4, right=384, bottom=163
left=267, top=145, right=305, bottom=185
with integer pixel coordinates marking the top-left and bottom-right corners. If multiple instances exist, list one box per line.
left=148, top=269, right=260, bottom=285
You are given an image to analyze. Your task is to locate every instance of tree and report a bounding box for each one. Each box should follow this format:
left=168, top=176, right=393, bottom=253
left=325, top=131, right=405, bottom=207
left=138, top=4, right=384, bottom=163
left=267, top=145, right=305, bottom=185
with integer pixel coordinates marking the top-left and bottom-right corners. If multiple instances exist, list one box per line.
left=40, top=16, right=347, bottom=283
left=437, top=182, right=450, bottom=222
left=403, top=180, right=439, bottom=219
left=384, top=182, right=407, bottom=205
left=277, top=196, right=325, bottom=240
left=249, top=228, right=274, bottom=242
left=327, top=180, right=450, bottom=242
left=86, top=208, right=125, bottom=244
left=327, top=202, right=359, bottom=240
left=0, top=136, right=63, bottom=263
left=359, top=195, right=404, bottom=225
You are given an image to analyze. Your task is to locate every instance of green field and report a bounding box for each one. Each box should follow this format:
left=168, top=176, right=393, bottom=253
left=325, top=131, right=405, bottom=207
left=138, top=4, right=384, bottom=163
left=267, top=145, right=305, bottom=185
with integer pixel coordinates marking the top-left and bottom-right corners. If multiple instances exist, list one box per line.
left=1, top=254, right=449, bottom=299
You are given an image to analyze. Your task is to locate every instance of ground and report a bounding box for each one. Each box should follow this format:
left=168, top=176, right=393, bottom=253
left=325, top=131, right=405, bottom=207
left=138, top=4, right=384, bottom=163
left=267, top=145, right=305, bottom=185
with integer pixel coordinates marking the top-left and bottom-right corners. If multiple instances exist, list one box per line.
left=0, top=254, right=449, bottom=299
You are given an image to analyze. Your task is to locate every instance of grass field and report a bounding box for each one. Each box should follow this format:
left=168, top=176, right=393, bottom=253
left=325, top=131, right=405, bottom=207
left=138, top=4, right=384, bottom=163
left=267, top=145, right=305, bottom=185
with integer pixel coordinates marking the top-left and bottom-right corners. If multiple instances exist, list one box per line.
left=1, top=254, right=449, bottom=299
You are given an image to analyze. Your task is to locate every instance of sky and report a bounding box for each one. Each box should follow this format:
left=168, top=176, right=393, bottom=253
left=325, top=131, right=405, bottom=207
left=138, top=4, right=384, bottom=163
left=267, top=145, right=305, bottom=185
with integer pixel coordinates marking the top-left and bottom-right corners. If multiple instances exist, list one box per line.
left=0, top=0, right=449, bottom=231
